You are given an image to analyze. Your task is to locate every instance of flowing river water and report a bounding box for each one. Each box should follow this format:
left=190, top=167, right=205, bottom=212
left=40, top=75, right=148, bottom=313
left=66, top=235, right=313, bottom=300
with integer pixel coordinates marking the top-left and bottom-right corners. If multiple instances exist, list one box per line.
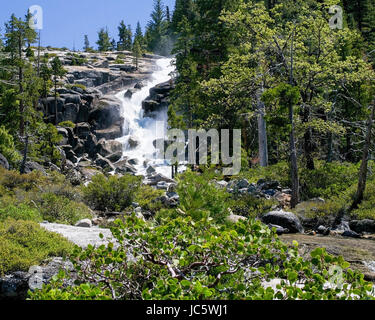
left=115, top=58, right=175, bottom=178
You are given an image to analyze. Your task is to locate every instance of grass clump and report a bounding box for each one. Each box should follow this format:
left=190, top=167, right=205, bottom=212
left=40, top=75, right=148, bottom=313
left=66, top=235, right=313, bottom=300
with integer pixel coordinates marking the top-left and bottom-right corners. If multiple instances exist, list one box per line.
left=0, top=218, right=74, bottom=275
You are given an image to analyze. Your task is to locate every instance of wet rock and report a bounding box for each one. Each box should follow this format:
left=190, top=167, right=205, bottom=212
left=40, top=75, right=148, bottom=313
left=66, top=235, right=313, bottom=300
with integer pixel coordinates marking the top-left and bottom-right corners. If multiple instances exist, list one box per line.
left=262, top=210, right=304, bottom=234
left=157, top=181, right=169, bottom=190
left=124, top=89, right=136, bottom=99
left=128, top=136, right=139, bottom=149
left=97, top=139, right=123, bottom=157
left=146, top=165, right=156, bottom=174
left=75, top=122, right=91, bottom=139
left=215, top=180, right=228, bottom=188
left=145, top=173, right=175, bottom=186
left=134, top=81, right=145, bottom=89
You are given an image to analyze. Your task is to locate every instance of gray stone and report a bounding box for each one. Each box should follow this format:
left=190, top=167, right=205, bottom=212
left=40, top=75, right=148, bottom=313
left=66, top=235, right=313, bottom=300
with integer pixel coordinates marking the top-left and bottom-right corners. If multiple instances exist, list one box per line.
left=267, top=224, right=290, bottom=235
left=237, top=179, right=250, bottom=189
left=350, top=219, right=375, bottom=234
left=75, top=219, right=92, bottom=228
left=262, top=210, right=304, bottom=234
left=0, top=153, right=9, bottom=170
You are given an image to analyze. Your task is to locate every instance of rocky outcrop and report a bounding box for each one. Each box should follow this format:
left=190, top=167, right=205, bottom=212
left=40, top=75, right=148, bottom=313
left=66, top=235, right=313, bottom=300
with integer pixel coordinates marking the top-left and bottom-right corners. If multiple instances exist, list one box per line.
left=142, top=80, right=175, bottom=117
left=0, top=257, right=75, bottom=300
left=0, top=153, right=9, bottom=170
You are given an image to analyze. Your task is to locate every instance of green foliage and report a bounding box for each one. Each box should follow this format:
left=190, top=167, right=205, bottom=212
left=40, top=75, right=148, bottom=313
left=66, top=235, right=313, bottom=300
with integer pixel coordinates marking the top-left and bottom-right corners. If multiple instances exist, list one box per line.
left=96, top=28, right=112, bottom=52
left=134, top=185, right=164, bottom=214
left=0, top=218, right=73, bottom=275
left=0, top=203, right=42, bottom=222
left=58, top=121, right=76, bottom=128
left=82, top=174, right=142, bottom=212
left=299, top=161, right=360, bottom=200
left=29, top=215, right=374, bottom=300
left=0, top=167, right=91, bottom=225
left=168, top=170, right=230, bottom=223
left=0, top=125, right=21, bottom=165
left=31, top=123, right=62, bottom=165
left=38, top=193, right=92, bottom=225
left=230, top=194, right=278, bottom=219
left=69, top=53, right=88, bottom=66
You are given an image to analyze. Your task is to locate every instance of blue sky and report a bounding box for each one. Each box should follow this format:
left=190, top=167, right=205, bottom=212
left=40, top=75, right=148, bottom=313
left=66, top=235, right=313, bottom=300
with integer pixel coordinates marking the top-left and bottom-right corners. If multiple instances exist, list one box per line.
left=0, top=0, right=175, bottom=50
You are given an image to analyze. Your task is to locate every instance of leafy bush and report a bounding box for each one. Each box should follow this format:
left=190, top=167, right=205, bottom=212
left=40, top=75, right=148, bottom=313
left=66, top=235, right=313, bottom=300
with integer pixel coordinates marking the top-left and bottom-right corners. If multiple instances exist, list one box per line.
left=29, top=215, right=374, bottom=300
left=134, top=185, right=164, bottom=214
left=82, top=174, right=142, bottom=212
left=0, top=168, right=90, bottom=224
left=229, top=194, right=278, bottom=219
left=39, top=193, right=92, bottom=225
left=238, top=161, right=291, bottom=189
left=0, top=218, right=74, bottom=275
left=0, top=126, right=21, bottom=165
left=165, top=170, right=230, bottom=223
left=299, top=161, right=360, bottom=200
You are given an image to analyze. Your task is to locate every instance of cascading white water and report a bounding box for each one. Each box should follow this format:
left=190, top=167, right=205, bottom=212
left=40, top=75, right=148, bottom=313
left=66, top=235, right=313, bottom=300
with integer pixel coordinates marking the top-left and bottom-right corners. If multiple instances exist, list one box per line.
left=116, top=58, right=175, bottom=178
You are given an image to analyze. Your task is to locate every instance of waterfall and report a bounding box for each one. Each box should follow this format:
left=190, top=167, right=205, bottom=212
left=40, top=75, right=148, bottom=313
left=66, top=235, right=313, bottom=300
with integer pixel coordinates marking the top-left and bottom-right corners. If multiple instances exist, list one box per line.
left=116, top=58, right=175, bottom=178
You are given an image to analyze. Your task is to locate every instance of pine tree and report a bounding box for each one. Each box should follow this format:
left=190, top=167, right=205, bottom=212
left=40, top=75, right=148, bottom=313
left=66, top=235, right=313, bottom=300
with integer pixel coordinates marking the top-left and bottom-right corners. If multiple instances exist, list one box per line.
left=132, top=39, right=143, bottom=70
left=133, top=22, right=144, bottom=48
left=146, top=0, right=170, bottom=55
left=2, top=12, right=38, bottom=138
left=96, top=27, right=111, bottom=51
left=83, top=35, right=91, bottom=52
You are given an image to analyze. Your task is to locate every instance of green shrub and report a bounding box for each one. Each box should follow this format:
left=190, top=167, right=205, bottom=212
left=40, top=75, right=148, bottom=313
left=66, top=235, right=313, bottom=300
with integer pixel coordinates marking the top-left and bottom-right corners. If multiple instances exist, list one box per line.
left=29, top=215, right=374, bottom=300
left=230, top=194, right=278, bottom=219
left=114, top=58, right=125, bottom=64
left=299, top=161, right=360, bottom=200
left=0, top=126, right=21, bottom=165
left=166, top=170, right=230, bottom=223
left=82, top=174, right=142, bottom=212
left=0, top=218, right=74, bottom=275
left=134, top=185, right=164, bottom=214
left=0, top=204, right=42, bottom=222
left=58, top=121, right=76, bottom=128
left=238, top=161, right=291, bottom=188
left=39, top=193, right=92, bottom=225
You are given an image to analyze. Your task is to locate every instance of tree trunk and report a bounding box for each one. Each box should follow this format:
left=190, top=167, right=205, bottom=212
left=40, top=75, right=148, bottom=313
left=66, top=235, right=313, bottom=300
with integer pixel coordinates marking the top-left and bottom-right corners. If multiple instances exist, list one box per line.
left=18, top=35, right=24, bottom=137
left=256, top=88, right=268, bottom=167
left=55, top=78, right=58, bottom=125
left=289, top=102, right=300, bottom=208
left=351, top=100, right=375, bottom=210
left=20, top=125, right=29, bottom=174
left=289, top=28, right=299, bottom=208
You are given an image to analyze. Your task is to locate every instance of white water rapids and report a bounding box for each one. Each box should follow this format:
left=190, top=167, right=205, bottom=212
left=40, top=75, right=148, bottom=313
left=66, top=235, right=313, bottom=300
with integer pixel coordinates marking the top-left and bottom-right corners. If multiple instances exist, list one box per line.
left=115, top=58, right=175, bottom=178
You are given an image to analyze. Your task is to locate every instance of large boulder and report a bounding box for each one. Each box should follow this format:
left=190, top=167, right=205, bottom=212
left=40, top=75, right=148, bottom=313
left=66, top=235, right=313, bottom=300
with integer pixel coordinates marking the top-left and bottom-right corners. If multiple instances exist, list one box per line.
left=0, top=153, right=9, bottom=170
left=96, top=139, right=122, bottom=156
left=262, top=210, right=304, bottom=234
left=89, top=95, right=122, bottom=130
left=95, top=124, right=123, bottom=140
left=23, top=162, right=47, bottom=175
left=350, top=219, right=375, bottom=234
